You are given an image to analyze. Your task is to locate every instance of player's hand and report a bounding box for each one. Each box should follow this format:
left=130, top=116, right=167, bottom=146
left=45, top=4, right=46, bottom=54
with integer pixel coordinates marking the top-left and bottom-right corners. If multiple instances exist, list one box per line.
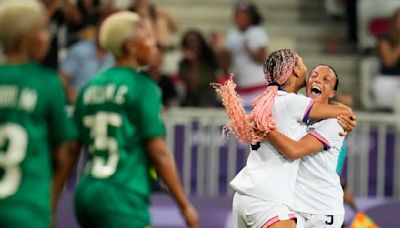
left=181, top=204, right=199, bottom=228
left=338, top=114, right=356, bottom=136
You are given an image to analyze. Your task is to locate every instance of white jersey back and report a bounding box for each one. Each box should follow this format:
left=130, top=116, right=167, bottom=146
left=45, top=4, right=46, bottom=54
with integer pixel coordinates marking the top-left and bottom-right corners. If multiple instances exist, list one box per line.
left=230, top=91, right=313, bottom=207
left=294, top=118, right=345, bottom=215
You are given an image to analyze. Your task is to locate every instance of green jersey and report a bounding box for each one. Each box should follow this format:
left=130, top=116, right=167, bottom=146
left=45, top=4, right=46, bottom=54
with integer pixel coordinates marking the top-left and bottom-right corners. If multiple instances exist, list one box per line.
left=74, top=67, right=165, bottom=203
left=0, top=62, right=74, bottom=225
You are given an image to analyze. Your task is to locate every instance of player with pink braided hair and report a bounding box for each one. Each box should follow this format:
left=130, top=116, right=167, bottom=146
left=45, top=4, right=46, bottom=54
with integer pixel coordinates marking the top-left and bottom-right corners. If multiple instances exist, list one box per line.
left=214, top=49, right=355, bottom=228
left=214, top=49, right=299, bottom=144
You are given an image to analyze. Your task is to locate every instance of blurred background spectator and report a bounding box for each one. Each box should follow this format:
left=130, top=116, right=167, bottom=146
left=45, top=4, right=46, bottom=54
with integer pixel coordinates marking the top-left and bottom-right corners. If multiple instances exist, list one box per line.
left=130, top=0, right=178, bottom=51
left=373, top=8, right=400, bottom=110
left=66, top=0, right=109, bottom=44
left=147, top=49, right=178, bottom=109
left=59, top=19, right=114, bottom=104
left=225, top=0, right=268, bottom=110
left=178, top=29, right=219, bottom=107
left=41, top=0, right=81, bottom=70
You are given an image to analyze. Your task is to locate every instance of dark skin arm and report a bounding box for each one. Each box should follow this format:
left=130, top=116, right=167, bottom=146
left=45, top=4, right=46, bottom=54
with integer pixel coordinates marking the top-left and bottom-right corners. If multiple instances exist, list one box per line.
left=146, top=137, right=198, bottom=228
left=266, top=131, right=324, bottom=160
left=59, top=71, right=77, bottom=104
left=309, top=102, right=356, bottom=135
left=51, top=141, right=81, bottom=220
left=309, top=102, right=354, bottom=121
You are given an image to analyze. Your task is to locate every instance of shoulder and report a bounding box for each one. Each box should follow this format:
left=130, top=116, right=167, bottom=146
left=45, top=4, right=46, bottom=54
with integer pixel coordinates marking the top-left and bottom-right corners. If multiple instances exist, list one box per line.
left=33, top=64, right=60, bottom=81
left=309, top=118, right=343, bottom=134
left=281, top=92, right=310, bottom=102
left=138, top=72, right=159, bottom=90
left=247, top=26, right=266, bottom=36
left=313, top=118, right=340, bottom=127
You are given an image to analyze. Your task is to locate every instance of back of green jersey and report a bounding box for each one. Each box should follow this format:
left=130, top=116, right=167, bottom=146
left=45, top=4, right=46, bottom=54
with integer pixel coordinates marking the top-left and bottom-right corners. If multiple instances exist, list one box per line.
left=74, top=67, right=165, bottom=199
left=0, top=62, right=74, bottom=217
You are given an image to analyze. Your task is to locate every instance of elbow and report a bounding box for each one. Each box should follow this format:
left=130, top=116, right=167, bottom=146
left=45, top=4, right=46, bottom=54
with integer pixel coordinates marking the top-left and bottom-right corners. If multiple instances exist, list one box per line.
left=284, top=149, right=301, bottom=161
left=286, top=154, right=300, bottom=161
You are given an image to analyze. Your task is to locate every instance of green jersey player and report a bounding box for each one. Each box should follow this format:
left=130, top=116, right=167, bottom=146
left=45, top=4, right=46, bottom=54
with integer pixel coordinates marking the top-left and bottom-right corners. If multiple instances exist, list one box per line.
left=0, top=1, right=78, bottom=227
left=73, top=12, right=198, bottom=228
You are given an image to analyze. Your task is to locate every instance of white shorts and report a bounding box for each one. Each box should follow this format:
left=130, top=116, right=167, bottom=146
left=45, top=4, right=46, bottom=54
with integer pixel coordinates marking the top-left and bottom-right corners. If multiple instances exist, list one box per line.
left=233, top=192, right=296, bottom=228
left=296, top=212, right=344, bottom=228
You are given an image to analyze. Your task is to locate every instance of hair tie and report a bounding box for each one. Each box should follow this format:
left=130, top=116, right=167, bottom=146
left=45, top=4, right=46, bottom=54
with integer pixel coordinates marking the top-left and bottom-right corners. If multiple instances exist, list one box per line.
left=268, top=82, right=280, bottom=87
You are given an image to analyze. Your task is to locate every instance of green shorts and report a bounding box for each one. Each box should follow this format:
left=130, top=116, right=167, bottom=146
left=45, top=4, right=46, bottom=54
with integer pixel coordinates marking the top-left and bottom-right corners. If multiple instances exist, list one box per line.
left=0, top=204, right=50, bottom=228
left=74, top=179, right=150, bottom=228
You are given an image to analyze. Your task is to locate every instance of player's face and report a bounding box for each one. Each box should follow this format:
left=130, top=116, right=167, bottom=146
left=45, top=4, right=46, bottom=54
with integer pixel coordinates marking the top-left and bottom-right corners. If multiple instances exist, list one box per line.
left=306, top=66, right=337, bottom=103
left=133, top=20, right=157, bottom=66
left=294, top=55, right=307, bottom=89
left=25, top=17, right=50, bottom=62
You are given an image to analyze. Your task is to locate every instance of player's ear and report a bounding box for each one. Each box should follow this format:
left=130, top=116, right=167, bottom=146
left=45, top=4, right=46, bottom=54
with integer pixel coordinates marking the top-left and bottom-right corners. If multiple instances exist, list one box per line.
left=12, top=35, right=28, bottom=53
left=293, top=63, right=301, bottom=78
left=329, top=90, right=336, bottom=99
left=123, top=37, right=137, bottom=56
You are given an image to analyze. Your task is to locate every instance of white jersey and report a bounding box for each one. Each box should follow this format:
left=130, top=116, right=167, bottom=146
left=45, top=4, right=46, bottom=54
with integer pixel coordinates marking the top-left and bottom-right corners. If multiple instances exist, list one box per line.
left=230, top=91, right=314, bottom=207
left=226, top=26, right=268, bottom=88
left=294, top=118, right=345, bottom=215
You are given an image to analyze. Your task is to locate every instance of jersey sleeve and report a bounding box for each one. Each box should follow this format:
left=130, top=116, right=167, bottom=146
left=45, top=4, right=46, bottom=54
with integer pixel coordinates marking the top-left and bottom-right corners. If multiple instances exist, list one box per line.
left=247, top=27, right=269, bottom=51
left=135, top=79, right=166, bottom=140
left=47, top=76, right=77, bottom=145
left=284, top=93, right=315, bottom=123
left=307, top=119, right=344, bottom=150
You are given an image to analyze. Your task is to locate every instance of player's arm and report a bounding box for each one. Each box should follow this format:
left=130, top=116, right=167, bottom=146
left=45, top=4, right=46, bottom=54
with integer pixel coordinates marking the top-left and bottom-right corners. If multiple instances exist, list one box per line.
left=287, top=94, right=354, bottom=124
left=52, top=141, right=81, bottom=209
left=309, top=102, right=354, bottom=122
left=47, top=77, right=81, bottom=214
left=136, top=81, right=198, bottom=228
left=59, top=71, right=77, bottom=104
left=309, top=102, right=356, bottom=135
left=266, top=131, right=324, bottom=160
left=146, top=138, right=198, bottom=228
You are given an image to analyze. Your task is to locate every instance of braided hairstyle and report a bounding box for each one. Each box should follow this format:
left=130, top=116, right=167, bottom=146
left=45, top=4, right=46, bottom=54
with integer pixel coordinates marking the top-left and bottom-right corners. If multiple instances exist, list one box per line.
left=212, top=49, right=298, bottom=143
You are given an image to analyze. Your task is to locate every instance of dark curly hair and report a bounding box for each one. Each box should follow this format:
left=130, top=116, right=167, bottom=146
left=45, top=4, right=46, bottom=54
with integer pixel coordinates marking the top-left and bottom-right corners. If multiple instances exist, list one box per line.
left=180, top=29, right=217, bottom=66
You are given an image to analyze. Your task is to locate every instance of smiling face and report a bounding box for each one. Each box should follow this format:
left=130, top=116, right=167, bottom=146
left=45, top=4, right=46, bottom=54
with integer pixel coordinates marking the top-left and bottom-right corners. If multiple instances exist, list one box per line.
left=306, top=65, right=337, bottom=103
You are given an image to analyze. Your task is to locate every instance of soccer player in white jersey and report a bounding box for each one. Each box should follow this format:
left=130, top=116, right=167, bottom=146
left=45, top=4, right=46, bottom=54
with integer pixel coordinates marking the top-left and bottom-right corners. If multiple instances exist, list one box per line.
left=213, top=50, right=355, bottom=228
left=266, top=65, right=351, bottom=228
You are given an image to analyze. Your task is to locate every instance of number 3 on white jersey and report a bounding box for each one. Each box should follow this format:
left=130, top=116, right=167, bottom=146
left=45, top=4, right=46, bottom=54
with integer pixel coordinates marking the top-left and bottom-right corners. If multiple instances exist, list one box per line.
left=0, top=124, right=28, bottom=199
left=83, top=112, right=122, bottom=179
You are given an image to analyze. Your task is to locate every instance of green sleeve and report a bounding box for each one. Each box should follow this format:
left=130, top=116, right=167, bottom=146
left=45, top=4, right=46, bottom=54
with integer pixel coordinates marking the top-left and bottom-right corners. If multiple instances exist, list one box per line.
left=47, top=76, right=77, bottom=145
left=136, top=80, right=166, bottom=140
